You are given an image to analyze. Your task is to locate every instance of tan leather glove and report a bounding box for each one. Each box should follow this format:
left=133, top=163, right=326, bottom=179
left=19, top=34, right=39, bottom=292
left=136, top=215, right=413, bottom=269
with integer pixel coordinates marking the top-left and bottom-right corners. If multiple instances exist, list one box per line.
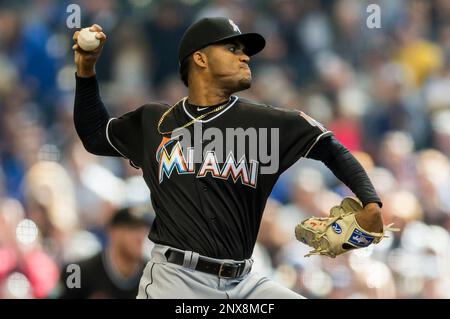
left=295, top=197, right=399, bottom=258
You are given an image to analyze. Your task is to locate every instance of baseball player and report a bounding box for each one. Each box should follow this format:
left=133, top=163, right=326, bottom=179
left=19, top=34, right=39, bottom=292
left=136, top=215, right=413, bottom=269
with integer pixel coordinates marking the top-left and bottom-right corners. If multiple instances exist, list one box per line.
left=72, top=18, right=384, bottom=299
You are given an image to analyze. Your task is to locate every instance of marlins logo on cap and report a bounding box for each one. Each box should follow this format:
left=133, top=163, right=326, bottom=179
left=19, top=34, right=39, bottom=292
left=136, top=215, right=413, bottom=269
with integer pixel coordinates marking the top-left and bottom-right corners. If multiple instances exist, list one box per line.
left=228, top=19, right=241, bottom=33
left=178, top=17, right=266, bottom=66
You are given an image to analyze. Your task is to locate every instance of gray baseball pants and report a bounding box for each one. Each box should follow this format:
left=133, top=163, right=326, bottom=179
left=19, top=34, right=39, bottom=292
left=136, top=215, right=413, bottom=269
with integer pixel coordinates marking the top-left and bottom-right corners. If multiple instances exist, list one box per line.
left=137, top=244, right=304, bottom=299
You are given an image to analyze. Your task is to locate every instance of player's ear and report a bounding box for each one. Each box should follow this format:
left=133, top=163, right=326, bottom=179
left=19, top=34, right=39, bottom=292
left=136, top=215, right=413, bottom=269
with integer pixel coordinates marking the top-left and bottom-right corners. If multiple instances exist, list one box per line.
left=192, top=50, right=207, bottom=69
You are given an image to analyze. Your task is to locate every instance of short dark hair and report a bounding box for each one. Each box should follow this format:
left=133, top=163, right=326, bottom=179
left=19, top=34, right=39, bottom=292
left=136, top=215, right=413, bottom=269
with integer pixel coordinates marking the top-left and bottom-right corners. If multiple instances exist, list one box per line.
left=179, top=56, right=192, bottom=87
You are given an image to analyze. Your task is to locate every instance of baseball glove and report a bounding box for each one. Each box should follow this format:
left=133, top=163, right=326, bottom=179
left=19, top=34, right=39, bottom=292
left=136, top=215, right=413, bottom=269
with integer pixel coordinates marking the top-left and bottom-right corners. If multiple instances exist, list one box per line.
left=295, top=197, right=399, bottom=258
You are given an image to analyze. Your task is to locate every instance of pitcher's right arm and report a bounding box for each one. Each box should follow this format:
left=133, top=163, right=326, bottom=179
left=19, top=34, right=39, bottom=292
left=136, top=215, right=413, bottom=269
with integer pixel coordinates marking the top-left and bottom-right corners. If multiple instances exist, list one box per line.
left=72, top=24, right=118, bottom=156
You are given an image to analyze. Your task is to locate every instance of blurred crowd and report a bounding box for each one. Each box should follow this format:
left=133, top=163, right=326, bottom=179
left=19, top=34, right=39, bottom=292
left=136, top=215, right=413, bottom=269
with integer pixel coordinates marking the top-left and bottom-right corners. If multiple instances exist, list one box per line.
left=1, top=0, right=450, bottom=299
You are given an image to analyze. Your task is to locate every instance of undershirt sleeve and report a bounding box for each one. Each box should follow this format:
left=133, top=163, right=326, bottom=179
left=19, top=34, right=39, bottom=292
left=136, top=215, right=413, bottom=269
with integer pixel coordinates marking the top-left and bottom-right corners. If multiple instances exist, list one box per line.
left=307, top=136, right=382, bottom=208
left=74, top=74, right=144, bottom=168
left=73, top=74, right=120, bottom=157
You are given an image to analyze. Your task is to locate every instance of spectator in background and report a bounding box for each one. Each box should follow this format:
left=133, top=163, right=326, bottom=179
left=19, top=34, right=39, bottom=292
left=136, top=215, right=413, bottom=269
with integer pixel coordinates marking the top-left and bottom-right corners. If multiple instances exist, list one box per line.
left=0, top=198, right=60, bottom=299
left=58, top=206, right=153, bottom=299
left=143, top=0, right=189, bottom=89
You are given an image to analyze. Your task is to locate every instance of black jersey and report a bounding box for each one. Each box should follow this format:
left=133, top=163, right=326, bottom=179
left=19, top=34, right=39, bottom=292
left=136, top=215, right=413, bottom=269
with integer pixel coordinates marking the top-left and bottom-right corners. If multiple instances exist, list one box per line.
left=106, top=96, right=332, bottom=260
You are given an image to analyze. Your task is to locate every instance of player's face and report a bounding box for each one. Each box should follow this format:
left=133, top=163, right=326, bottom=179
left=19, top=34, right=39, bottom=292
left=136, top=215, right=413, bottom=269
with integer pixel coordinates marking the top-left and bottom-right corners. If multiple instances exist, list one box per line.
left=205, top=40, right=252, bottom=92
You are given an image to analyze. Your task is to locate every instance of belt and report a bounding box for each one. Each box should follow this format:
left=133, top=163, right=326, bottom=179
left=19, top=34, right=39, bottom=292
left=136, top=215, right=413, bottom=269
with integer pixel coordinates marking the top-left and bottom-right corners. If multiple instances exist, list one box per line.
left=164, top=249, right=251, bottom=279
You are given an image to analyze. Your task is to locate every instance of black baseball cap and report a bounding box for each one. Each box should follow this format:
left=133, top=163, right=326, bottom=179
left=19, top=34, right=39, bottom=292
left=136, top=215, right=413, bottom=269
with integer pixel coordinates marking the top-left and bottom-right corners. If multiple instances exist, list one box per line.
left=178, top=17, right=266, bottom=66
left=109, top=206, right=154, bottom=228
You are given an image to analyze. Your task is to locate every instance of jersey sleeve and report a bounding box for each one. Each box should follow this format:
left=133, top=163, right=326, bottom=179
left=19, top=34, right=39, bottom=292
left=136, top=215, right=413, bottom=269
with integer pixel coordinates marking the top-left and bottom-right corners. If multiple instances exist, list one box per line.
left=278, top=109, right=333, bottom=172
left=106, top=106, right=145, bottom=168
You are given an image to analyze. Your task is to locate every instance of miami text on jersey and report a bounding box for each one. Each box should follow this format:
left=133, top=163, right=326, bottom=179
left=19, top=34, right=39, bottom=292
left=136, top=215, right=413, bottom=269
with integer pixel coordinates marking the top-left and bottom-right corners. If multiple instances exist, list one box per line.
left=156, top=136, right=258, bottom=188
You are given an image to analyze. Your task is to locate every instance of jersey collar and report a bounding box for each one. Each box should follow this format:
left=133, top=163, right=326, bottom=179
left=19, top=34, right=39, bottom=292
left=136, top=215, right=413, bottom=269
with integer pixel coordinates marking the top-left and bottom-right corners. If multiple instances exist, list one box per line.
left=182, top=96, right=239, bottom=123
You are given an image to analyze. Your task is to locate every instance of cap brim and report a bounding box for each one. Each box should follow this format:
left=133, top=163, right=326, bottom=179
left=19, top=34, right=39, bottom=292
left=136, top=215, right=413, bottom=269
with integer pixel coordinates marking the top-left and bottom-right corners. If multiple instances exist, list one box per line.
left=213, top=32, right=266, bottom=56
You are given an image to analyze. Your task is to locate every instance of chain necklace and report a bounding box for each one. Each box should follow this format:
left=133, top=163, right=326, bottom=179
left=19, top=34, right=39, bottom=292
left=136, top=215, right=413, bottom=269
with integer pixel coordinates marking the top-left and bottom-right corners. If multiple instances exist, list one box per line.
left=157, top=97, right=232, bottom=135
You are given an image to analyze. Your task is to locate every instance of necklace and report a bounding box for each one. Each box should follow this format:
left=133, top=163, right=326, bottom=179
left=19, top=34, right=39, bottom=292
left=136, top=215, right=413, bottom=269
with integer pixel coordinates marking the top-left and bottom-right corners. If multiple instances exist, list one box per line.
left=157, top=97, right=232, bottom=135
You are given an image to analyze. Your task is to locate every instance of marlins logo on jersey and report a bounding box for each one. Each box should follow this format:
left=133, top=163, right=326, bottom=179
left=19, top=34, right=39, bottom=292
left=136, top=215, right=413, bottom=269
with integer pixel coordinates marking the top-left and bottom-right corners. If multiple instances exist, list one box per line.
left=156, top=136, right=258, bottom=188
left=156, top=136, right=195, bottom=183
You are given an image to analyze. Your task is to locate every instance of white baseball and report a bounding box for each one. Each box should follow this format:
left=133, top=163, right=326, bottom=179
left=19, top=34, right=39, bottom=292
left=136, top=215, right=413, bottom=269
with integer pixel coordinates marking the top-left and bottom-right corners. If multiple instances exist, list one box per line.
left=77, top=28, right=101, bottom=52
